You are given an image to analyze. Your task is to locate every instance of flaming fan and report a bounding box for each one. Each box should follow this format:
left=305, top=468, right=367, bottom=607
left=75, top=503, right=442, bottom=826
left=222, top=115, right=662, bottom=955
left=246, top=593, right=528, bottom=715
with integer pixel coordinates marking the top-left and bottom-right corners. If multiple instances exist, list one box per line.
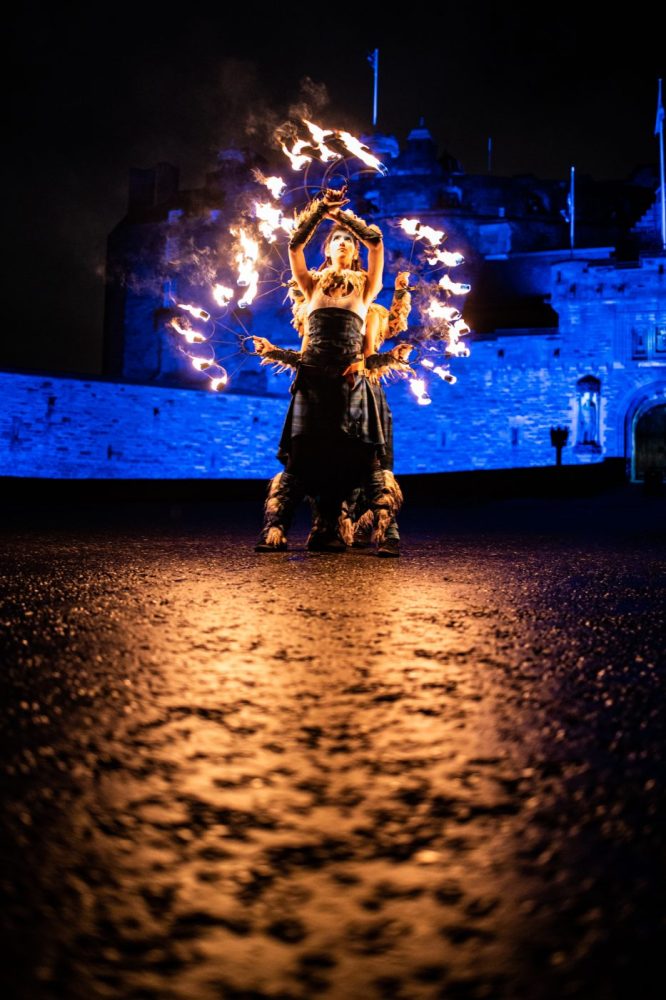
left=392, top=218, right=472, bottom=406
left=159, top=118, right=470, bottom=399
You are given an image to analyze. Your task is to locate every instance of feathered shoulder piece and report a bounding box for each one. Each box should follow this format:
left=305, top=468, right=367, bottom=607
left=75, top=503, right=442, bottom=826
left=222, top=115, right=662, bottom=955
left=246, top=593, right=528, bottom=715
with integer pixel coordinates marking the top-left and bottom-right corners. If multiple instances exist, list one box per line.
left=311, top=267, right=367, bottom=298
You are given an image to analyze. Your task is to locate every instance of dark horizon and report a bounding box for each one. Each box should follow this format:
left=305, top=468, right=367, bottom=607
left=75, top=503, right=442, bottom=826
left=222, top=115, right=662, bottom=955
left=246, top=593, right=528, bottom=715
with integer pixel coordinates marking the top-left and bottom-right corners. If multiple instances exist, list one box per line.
left=5, top=1, right=664, bottom=374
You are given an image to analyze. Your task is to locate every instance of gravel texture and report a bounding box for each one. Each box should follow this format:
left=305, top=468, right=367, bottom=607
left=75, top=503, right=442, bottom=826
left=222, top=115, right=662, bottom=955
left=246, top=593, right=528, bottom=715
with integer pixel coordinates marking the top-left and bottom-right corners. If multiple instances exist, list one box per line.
left=0, top=490, right=664, bottom=1000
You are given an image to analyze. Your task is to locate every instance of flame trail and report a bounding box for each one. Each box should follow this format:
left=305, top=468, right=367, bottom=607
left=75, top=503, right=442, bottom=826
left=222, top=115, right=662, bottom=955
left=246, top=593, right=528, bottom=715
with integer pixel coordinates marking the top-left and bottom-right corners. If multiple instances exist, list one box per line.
left=439, top=274, right=471, bottom=295
left=254, top=201, right=295, bottom=243
left=212, top=284, right=234, bottom=307
left=302, top=119, right=339, bottom=162
left=205, top=363, right=228, bottom=391
left=177, top=303, right=211, bottom=322
left=400, top=219, right=446, bottom=246
left=278, top=120, right=387, bottom=174
left=426, top=248, right=465, bottom=267
left=233, top=228, right=260, bottom=307
left=337, top=129, right=387, bottom=174
left=409, top=378, right=432, bottom=406
left=253, top=171, right=287, bottom=199
left=170, top=319, right=206, bottom=344
left=427, top=300, right=462, bottom=323
left=280, top=140, right=311, bottom=171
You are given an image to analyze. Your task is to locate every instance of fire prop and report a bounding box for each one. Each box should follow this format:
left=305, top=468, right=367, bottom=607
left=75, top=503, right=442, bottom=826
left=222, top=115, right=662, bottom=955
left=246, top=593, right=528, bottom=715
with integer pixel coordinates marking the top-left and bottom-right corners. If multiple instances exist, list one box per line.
left=159, top=118, right=472, bottom=402
left=279, top=119, right=388, bottom=175
left=393, top=215, right=472, bottom=398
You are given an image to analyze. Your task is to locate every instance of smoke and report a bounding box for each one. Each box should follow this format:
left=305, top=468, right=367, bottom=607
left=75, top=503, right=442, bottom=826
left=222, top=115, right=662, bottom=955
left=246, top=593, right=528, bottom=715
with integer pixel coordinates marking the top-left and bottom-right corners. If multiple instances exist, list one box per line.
left=241, top=75, right=332, bottom=163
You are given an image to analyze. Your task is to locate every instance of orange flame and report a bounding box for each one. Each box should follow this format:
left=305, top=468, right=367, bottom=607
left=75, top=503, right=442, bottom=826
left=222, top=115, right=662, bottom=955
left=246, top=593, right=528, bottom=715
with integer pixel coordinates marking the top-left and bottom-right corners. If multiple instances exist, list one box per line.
left=279, top=121, right=387, bottom=174
left=212, top=284, right=234, bottom=307
left=427, top=300, right=461, bottom=322
left=400, top=218, right=445, bottom=246
left=337, top=130, right=386, bottom=173
left=170, top=319, right=205, bottom=344
left=439, top=274, right=471, bottom=295
left=177, top=303, right=211, bottom=322
left=280, top=141, right=311, bottom=171
left=426, top=248, right=465, bottom=267
left=409, top=378, right=432, bottom=406
left=302, top=120, right=338, bottom=162
left=233, top=228, right=260, bottom=308
left=254, top=201, right=294, bottom=243
left=253, top=171, right=287, bottom=199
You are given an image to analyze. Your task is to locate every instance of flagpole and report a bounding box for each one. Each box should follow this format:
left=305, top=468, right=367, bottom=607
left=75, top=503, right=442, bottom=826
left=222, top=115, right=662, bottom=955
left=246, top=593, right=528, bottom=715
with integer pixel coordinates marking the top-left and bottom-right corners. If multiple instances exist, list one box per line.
left=570, top=165, right=575, bottom=250
left=368, top=49, right=379, bottom=129
left=656, top=78, right=666, bottom=251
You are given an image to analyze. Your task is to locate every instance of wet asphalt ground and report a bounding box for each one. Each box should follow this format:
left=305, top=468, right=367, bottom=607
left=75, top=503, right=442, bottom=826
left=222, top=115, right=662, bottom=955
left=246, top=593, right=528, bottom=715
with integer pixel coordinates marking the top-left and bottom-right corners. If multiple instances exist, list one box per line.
left=0, top=487, right=664, bottom=1000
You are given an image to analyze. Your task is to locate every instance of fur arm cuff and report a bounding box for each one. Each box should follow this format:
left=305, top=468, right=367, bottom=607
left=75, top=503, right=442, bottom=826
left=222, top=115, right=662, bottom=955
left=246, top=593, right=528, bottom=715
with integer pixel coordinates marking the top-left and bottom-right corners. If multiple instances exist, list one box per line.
left=288, top=199, right=328, bottom=251
left=364, top=350, right=414, bottom=379
left=259, top=347, right=301, bottom=372
left=334, top=209, right=383, bottom=246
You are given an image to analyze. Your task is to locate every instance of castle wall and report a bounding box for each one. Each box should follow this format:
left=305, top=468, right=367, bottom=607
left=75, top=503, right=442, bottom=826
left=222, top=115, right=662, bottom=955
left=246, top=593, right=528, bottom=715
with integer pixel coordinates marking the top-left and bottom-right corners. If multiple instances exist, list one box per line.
left=2, top=259, right=664, bottom=480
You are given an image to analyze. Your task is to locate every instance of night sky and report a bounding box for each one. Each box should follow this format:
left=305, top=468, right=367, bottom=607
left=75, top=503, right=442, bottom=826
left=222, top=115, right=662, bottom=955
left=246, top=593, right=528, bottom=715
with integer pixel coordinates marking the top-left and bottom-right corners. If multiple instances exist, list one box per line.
left=5, top=2, right=664, bottom=375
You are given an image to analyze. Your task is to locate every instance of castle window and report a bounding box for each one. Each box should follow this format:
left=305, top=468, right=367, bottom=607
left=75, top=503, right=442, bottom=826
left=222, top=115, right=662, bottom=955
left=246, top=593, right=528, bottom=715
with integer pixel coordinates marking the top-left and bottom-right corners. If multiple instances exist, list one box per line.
left=656, top=326, right=666, bottom=355
left=631, top=323, right=666, bottom=359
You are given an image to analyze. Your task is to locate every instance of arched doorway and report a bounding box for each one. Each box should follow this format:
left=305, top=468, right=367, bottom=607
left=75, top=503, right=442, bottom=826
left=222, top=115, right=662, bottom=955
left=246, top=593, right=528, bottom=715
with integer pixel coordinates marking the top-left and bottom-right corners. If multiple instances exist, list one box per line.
left=634, top=404, right=666, bottom=481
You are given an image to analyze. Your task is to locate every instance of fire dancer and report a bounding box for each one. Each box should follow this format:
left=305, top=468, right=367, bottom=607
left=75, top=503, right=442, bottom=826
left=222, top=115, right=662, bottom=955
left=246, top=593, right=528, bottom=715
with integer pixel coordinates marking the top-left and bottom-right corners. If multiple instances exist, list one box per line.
left=253, top=186, right=409, bottom=554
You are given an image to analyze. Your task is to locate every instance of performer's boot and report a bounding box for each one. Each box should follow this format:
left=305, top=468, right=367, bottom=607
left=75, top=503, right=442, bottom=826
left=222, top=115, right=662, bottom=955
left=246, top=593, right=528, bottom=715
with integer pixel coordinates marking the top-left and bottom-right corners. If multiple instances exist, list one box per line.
left=255, top=471, right=305, bottom=552
left=364, top=469, right=403, bottom=558
left=306, top=493, right=347, bottom=552
left=350, top=487, right=373, bottom=547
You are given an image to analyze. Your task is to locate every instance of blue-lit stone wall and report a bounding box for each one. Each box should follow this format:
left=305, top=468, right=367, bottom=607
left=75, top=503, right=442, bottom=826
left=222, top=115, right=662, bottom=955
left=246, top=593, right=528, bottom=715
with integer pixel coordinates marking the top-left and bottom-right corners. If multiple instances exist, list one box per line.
left=2, top=258, right=664, bottom=479
left=0, top=372, right=286, bottom=479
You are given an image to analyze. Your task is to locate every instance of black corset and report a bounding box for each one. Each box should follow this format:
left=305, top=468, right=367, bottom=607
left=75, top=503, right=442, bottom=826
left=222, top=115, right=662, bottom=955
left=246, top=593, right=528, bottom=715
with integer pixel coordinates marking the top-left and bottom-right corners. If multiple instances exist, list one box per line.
left=302, top=308, right=364, bottom=368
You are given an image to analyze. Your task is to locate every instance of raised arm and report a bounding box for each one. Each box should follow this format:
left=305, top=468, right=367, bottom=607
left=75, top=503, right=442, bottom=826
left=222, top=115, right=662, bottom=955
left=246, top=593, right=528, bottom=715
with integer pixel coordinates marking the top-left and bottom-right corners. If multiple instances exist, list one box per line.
left=287, top=194, right=340, bottom=299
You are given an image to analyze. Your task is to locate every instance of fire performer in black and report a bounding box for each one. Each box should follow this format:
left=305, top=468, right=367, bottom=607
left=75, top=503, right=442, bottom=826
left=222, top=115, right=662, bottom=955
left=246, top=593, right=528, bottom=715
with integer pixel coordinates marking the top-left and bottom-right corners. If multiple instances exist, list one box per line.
left=252, top=186, right=409, bottom=554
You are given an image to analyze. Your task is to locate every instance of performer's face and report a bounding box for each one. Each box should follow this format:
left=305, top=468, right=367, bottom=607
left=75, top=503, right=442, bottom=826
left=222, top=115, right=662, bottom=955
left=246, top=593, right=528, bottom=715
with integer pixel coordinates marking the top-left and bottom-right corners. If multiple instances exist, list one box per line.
left=328, top=230, right=356, bottom=266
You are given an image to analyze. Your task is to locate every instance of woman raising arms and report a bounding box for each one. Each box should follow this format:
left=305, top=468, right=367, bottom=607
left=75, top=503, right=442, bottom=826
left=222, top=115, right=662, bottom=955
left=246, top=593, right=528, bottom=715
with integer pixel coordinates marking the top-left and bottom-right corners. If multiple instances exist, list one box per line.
left=253, top=187, right=403, bottom=553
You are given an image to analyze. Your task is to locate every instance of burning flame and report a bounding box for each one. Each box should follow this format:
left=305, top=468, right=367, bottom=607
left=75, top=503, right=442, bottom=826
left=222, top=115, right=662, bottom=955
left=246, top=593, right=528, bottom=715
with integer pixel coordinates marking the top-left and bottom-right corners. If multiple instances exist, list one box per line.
left=191, top=357, right=213, bottom=371
left=337, top=130, right=387, bottom=174
left=400, top=219, right=445, bottom=246
left=444, top=318, right=471, bottom=358
left=233, top=228, right=260, bottom=308
left=421, top=357, right=457, bottom=383
left=427, top=300, right=462, bottom=323
left=279, top=120, right=387, bottom=175
left=280, top=140, right=311, bottom=172
left=254, top=171, right=287, bottom=199
left=426, top=248, right=465, bottom=267
left=451, top=319, right=470, bottom=337
left=170, top=319, right=205, bottom=344
left=212, top=284, right=234, bottom=307
left=177, top=303, right=211, bottom=322
left=409, top=378, right=431, bottom=406
left=254, top=201, right=294, bottom=243
left=302, top=120, right=338, bottom=162
left=439, top=274, right=471, bottom=295
left=206, top=364, right=228, bottom=391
